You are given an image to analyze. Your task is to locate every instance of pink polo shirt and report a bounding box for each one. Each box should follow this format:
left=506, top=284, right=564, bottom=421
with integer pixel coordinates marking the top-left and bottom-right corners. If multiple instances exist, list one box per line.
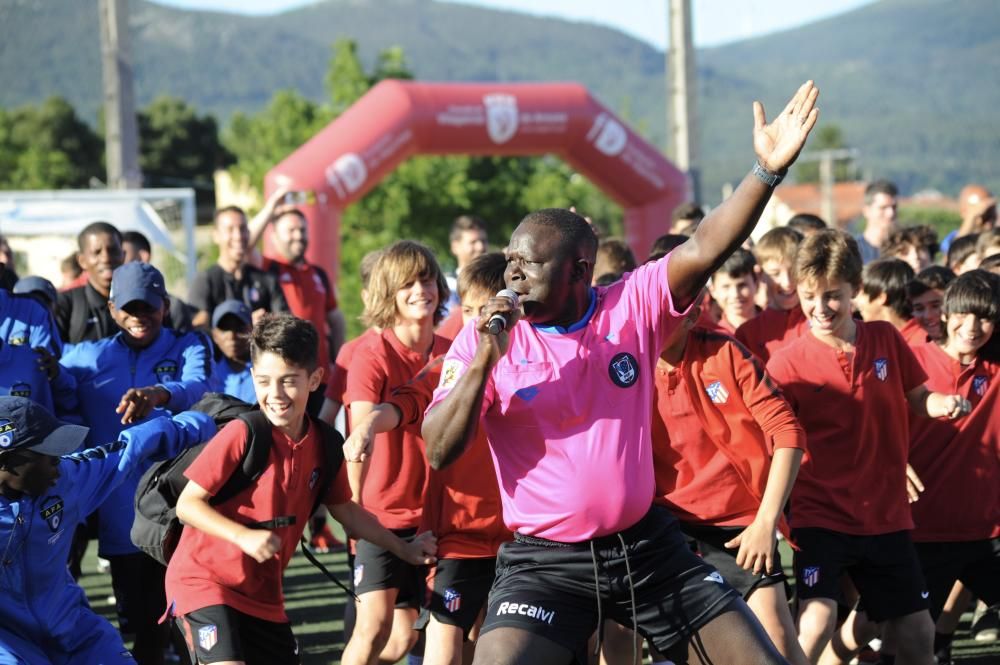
left=428, top=253, right=690, bottom=542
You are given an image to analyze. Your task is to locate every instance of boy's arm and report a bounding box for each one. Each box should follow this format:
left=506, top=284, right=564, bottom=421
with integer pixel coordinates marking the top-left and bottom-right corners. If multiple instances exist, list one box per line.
left=327, top=500, right=436, bottom=566
left=667, top=81, right=819, bottom=311
left=344, top=403, right=402, bottom=464
left=724, top=447, right=803, bottom=575
left=176, top=480, right=281, bottom=563
left=906, top=385, right=970, bottom=419
left=346, top=400, right=377, bottom=502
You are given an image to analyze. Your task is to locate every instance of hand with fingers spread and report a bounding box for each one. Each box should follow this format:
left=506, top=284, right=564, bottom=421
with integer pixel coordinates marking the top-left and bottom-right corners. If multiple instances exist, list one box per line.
left=753, top=80, right=820, bottom=173
left=725, top=517, right=778, bottom=575
left=116, top=385, right=170, bottom=424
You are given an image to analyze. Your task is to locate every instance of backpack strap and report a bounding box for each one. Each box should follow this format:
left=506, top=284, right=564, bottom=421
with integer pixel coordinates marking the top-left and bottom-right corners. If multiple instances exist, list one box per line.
left=309, top=416, right=345, bottom=516
left=211, top=411, right=274, bottom=505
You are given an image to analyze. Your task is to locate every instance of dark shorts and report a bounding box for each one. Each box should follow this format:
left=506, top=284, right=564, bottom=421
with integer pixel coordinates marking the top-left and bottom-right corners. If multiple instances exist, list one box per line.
left=107, top=553, right=167, bottom=635
left=354, top=528, right=425, bottom=608
left=792, top=528, right=930, bottom=622
left=176, top=604, right=298, bottom=665
left=481, top=506, right=740, bottom=664
left=915, top=537, right=1000, bottom=621
left=680, top=523, right=787, bottom=599
left=415, top=557, right=496, bottom=639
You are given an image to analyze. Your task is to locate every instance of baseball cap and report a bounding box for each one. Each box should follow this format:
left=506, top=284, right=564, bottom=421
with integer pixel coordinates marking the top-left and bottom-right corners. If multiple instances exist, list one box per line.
left=212, top=299, right=252, bottom=328
left=12, top=276, right=58, bottom=306
left=0, top=396, right=89, bottom=456
left=959, top=184, right=997, bottom=219
left=109, top=262, right=167, bottom=310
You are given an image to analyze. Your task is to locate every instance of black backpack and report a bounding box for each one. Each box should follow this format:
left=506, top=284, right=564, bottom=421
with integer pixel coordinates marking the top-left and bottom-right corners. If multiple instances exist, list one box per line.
left=131, top=393, right=351, bottom=593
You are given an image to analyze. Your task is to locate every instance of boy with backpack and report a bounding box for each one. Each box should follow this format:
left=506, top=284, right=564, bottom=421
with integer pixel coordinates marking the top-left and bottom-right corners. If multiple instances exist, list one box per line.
left=0, top=396, right=215, bottom=665
left=164, top=314, right=436, bottom=665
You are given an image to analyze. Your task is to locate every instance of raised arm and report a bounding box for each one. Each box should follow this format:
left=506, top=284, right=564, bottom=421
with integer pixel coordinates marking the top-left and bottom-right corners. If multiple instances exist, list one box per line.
left=668, top=81, right=819, bottom=310
left=422, top=295, right=515, bottom=469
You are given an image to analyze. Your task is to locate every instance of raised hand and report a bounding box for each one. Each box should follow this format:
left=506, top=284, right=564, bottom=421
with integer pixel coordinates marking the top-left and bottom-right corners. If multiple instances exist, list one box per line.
left=753, top=80, right=820, bottom=173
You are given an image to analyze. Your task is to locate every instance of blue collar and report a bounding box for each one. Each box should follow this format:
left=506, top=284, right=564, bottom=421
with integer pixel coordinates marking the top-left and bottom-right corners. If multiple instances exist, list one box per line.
left=532, top=288, right=597, bottom=335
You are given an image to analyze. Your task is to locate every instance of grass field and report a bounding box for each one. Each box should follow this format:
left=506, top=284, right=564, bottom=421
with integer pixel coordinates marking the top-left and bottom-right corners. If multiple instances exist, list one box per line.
left=79, top=534, right=1000, bottom=664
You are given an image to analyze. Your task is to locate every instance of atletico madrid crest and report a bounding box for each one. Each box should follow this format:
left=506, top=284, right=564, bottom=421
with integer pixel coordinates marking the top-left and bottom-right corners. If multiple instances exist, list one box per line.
left=973, top=375, right=988, bottom=397
left=198, top=624, right=218, bottom=651
left=873, top=358, right=888, bottom=382
left=801, top=566, right=820, bottom=588
left=705, top=380, right=729, bottom=404
left=444, top=587, right=462, bottom=613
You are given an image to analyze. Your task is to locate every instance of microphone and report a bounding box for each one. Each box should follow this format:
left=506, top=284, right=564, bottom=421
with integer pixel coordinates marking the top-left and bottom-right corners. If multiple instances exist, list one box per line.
left=486, top=289, right=520, bottom=335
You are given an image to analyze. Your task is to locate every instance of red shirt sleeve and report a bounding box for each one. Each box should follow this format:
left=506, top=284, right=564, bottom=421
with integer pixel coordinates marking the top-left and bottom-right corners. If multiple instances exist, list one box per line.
left=388, top=357, right=443, bottom=426
left=345, top=339, right=386, bottom=406
left=730, top=340, right=805, bottom=452
left=184, top=420, right=249, bottom=495
left=892, top=326, right=928, bottom=393
left=322, top=463, right=352, bottom=505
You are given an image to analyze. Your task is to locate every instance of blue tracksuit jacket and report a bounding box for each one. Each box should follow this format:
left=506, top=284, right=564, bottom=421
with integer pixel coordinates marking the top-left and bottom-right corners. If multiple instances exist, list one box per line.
left=0, top=411, right=216, bottom=665
left=59, top=328, right=213, bottom=555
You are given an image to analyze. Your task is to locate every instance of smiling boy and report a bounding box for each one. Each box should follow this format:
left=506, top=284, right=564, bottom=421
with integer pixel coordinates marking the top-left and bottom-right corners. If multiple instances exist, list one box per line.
left=166, top=315, right=436, bottom=665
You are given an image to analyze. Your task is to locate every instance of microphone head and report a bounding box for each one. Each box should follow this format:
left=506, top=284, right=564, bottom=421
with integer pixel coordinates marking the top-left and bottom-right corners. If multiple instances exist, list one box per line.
left=496, top=289, right=520, bottom=306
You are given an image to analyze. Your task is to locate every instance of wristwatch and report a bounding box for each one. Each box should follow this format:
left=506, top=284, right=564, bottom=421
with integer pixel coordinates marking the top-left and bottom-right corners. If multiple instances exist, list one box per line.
left=752, top=161, right=785, bottom=188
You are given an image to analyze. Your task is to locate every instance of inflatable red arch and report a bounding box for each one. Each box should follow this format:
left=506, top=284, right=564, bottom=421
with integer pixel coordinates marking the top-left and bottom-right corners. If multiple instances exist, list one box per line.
left=264, top=80, right=687, bottom=280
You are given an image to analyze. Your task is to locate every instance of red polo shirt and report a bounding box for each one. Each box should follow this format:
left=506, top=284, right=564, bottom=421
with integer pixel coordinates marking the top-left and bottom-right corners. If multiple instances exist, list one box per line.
left=436, top=309, right=465, bottom=342
left=324, top=328, right=378, bottom=408
left=898, top=317, right=930, bottom=347
left=767, top=321, right=927, bottom=535
left=262, top=256, right=338, bottom=372
left=345, top=329, right=450, bottom=529
left=652, top=329, right=804, bottom=528
left=165, top=418, right=350, bottom=623
left=735, top=306, right=810, bottom=363
left=908, top=342, right=1000, bottom=542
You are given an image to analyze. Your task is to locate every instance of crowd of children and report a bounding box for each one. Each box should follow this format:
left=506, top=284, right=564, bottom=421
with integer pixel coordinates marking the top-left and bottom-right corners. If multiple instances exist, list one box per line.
left=1, top=91, right=998, bottom=663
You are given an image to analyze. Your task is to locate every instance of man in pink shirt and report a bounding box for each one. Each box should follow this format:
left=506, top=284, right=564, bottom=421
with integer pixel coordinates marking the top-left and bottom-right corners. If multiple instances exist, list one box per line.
left=423, top=81, right=820, bottom=665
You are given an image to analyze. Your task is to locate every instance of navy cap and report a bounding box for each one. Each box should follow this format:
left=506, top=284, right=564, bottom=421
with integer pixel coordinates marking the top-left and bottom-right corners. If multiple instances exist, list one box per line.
left=109, top=262, right=167, bottom=310
left=0, top=396, right=89, bottom=456
left=212, top=299, right=252, bottom=328
left=13, top=276, right=58, bottom=306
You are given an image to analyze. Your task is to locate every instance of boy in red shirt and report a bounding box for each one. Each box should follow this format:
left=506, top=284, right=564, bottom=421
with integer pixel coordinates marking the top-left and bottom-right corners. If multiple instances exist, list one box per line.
left=707, top=249, right=761, bottom=333
left=736, top=227, right=810, bottom=363
left=165, top=315, right=435, bottom=665
left=765, top=230, right=969, bottom=665
left=650, top=299, right=809, bottom=665
left=342, top=241, right=452, bottom=665
left=908, top=266, right=956, bottom=343
left=854, top=258, right=927, bottom=346
left=906, top=270, right=1000, bottom=663
left=346, top=252, right=512, bottom=665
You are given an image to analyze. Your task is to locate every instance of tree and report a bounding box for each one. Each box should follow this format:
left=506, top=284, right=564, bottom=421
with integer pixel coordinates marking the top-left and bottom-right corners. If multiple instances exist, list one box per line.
left=138, top=96, right=233, bottom=188
left=0, top=97, right=103, bottom=189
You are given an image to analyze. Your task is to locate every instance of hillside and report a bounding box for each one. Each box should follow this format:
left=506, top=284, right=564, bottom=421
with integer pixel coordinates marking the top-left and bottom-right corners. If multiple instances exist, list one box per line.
left=1, top=0, right=998, bottom=199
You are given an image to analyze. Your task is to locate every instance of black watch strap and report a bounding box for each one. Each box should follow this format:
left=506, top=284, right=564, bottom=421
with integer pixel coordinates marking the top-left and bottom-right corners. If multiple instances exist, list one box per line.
left=752, top=161, right=784, bottom=188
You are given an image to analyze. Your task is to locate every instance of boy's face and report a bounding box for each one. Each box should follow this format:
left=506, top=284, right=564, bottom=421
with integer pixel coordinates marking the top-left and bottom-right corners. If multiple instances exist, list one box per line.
left=852, top=289, right=884, bottom=323
left=451, top=229, right=488, bottom=269
left=894, top=244, right=932, bottom=273
left=251, top=350, right=323, bottom=438
left=460, top=288, right=491, bottom=326
left=212, top=315, right=251, bottom=362
left=395, top=275, right=439, bottom=325
left=760, top=258, right=799, bottom=311
left=944, top=312, right=995, bottom=358
left=911, top=289, right=944, bottom=340
left=709, top=272, right=757, bottom=321
left=0, top=450, right=61, bottom=497
left=798, top=275, right=857, bottom=340
left=78, top=232, right=124, bottom=293
left=109, top=299, right=166, bottom=349
left=955, top=252, right=981, bottom=275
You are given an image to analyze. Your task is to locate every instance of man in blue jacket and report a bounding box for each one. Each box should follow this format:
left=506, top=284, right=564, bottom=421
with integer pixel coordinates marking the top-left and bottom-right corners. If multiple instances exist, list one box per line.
left=57, top=261, right=213, bottom=663
left=0, top=396, right=216, bottom=665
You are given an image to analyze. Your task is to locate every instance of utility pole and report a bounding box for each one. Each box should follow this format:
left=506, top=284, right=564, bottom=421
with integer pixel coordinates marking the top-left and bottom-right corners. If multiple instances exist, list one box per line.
left=667, top=0, right=699, bottom=202
left=796, top=148, right=859, bottom=229
left=99, top=0, right=142, bottom=189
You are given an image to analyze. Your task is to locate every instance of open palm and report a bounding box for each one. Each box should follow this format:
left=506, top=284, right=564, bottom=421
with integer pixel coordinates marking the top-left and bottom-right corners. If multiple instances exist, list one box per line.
left=753, top=80, right=820, bottom=173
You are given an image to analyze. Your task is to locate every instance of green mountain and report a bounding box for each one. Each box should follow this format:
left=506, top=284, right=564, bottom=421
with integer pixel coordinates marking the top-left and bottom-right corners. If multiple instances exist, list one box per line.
left=1, top=0, right=997, bottom=200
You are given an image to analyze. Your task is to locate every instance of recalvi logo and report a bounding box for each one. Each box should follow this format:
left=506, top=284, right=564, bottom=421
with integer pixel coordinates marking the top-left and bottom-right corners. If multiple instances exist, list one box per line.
left=496, top=601, right=556, bottom=624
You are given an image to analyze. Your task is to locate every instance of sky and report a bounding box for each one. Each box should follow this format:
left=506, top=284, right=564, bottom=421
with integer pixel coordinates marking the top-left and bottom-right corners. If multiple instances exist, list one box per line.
left=154, top=0, right=875, bottom=49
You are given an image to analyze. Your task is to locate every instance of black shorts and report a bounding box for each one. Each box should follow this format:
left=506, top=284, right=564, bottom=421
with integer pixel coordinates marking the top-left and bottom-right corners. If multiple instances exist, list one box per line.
left=915, top=537, right=1000, bottom=621
left=680, top=523, right=787, bottom=599
left=107, top=553, right=167, bottom=635
left=354, top=528, right=425, bottom=608
left=481, top=506, right=740, bottom=664
left=415, top=557, right=496, bottom=639
left=176, top=604, right=298, bottom=665
left=792, top=528, right=930, bottom=622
